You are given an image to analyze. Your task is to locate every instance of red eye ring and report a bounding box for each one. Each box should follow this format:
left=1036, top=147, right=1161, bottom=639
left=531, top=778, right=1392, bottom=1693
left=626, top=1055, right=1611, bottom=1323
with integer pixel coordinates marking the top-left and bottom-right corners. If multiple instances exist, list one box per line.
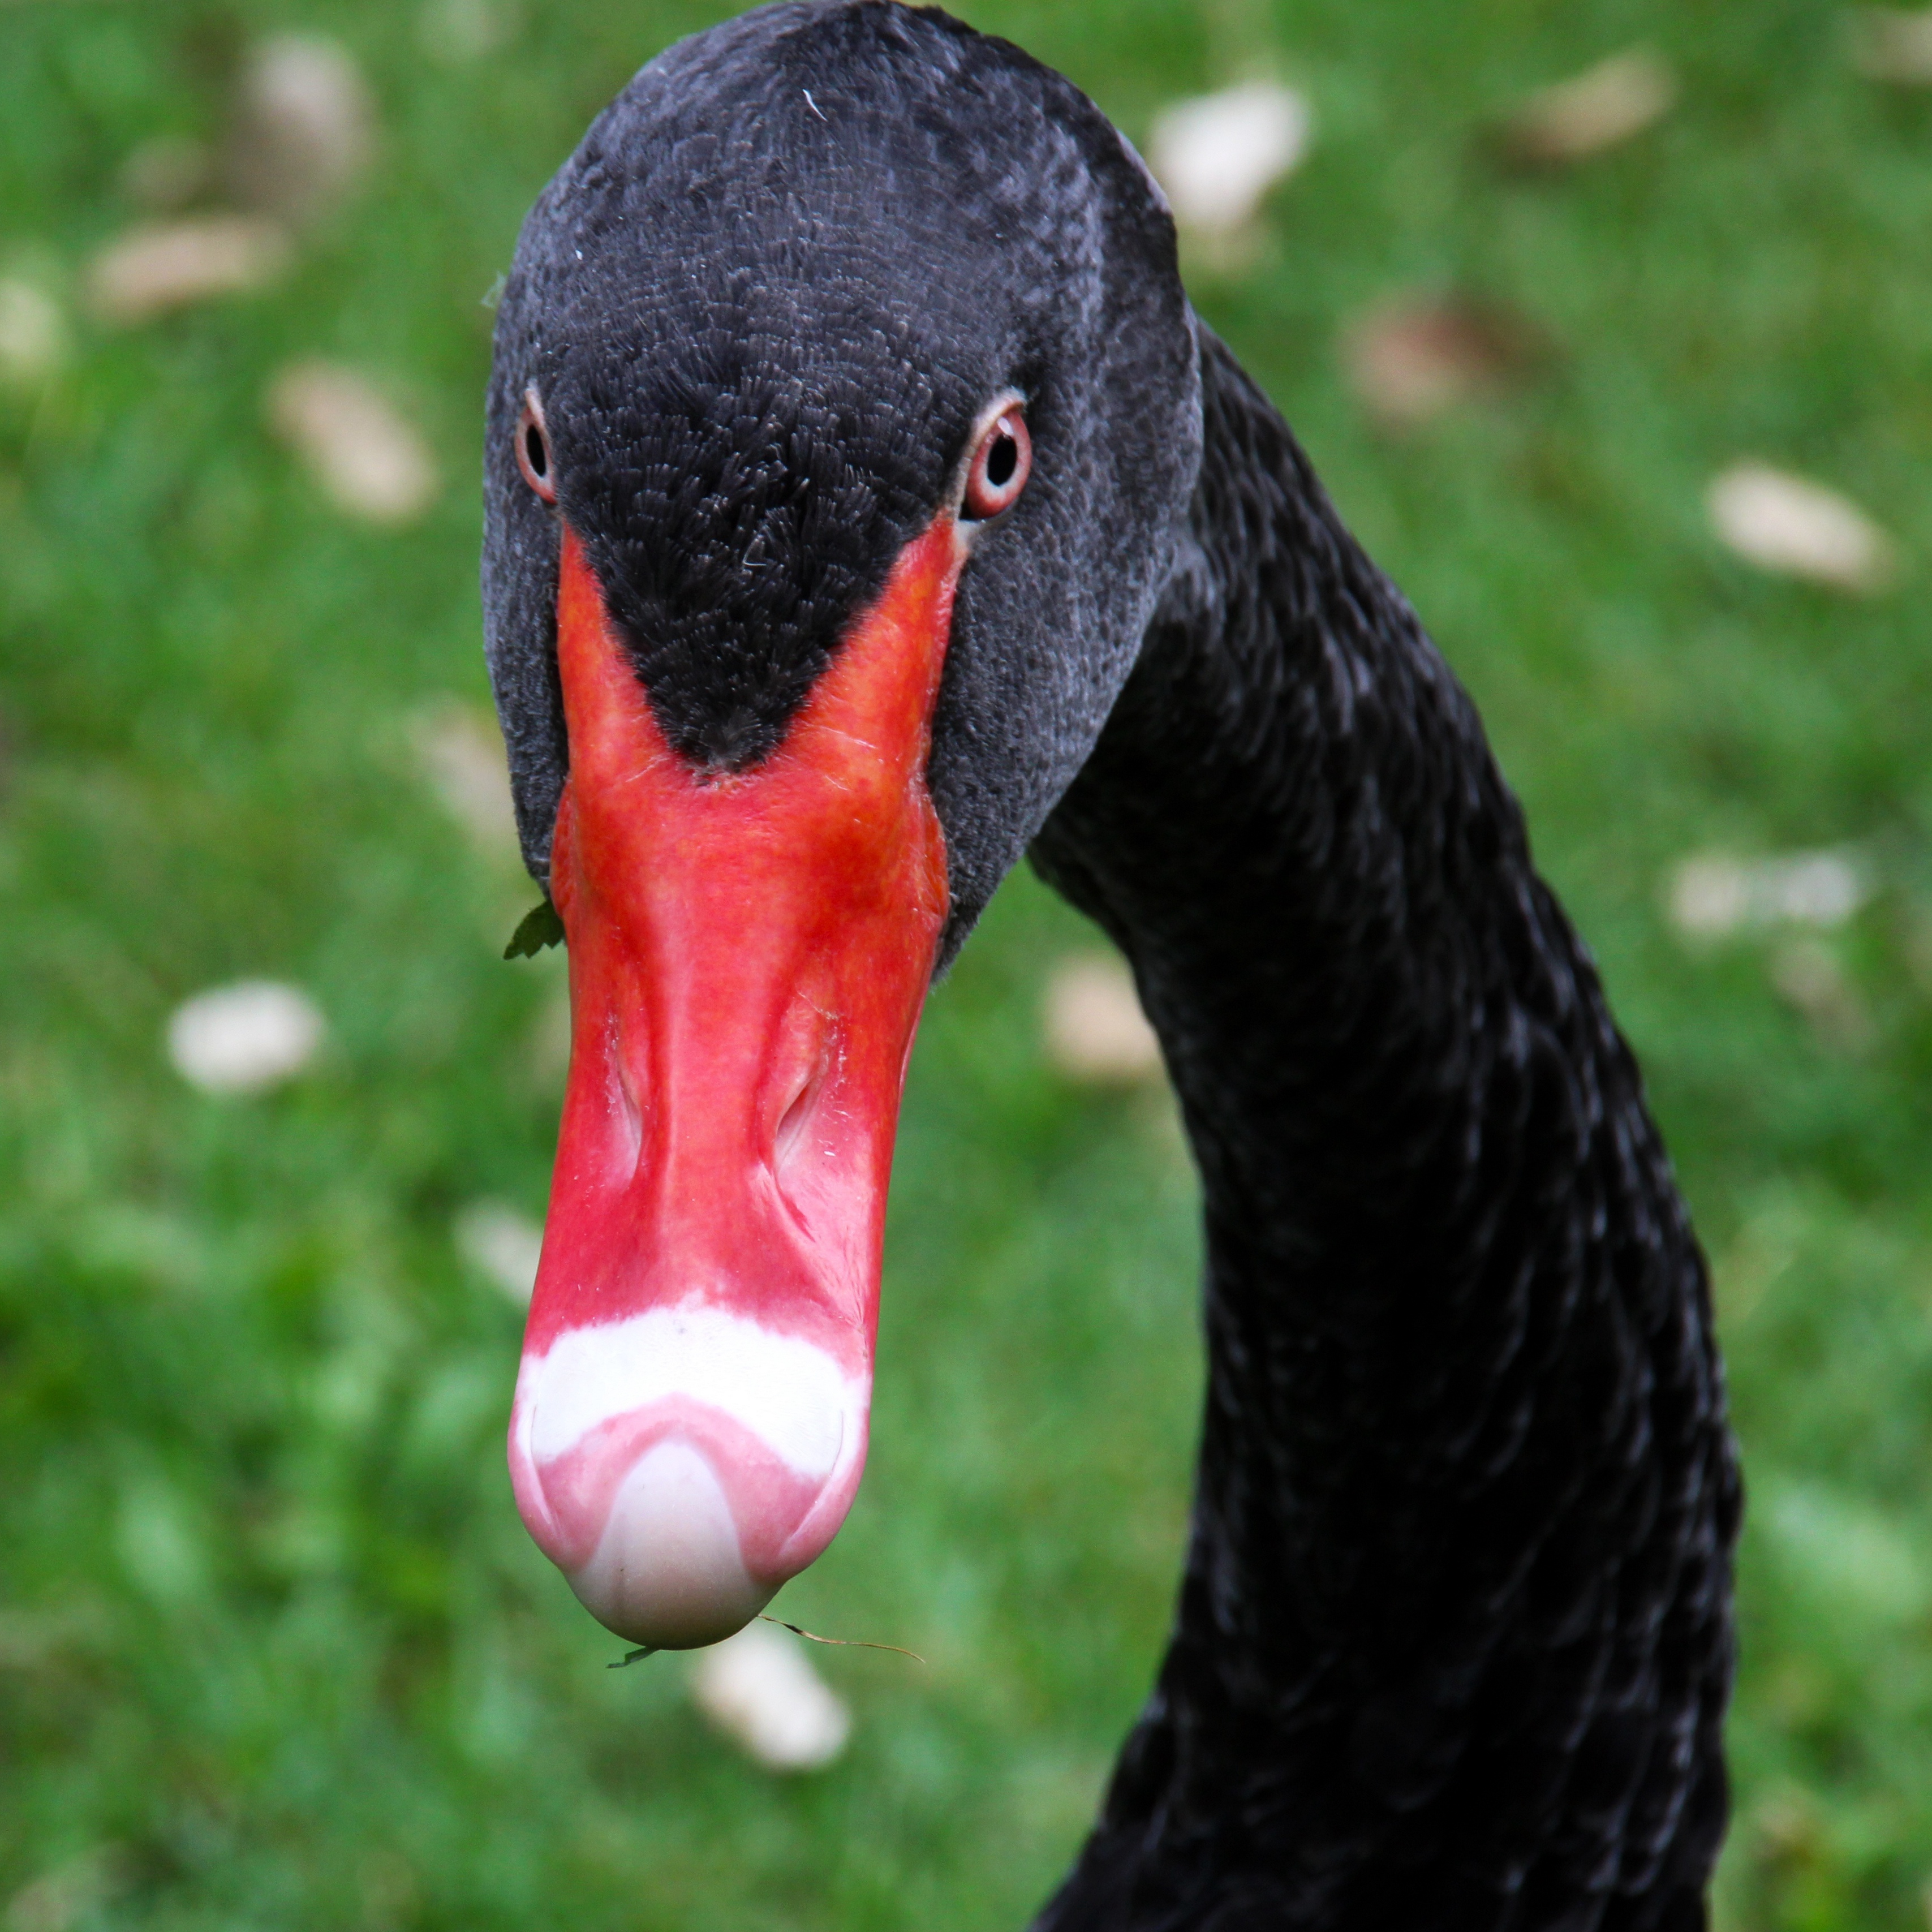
left=515, top=388, right=557, bottom=504
left=962, top=405, right=1030, bottom=522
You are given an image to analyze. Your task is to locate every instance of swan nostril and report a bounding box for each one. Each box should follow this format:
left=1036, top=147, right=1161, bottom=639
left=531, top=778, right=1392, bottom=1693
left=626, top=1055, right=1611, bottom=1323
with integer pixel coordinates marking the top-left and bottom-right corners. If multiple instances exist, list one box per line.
left=768, top=995, right=838, bottom=1197
left=773, top=1055, right=829, bottom=1179
left=603, top=1011, right=647, bottom=1180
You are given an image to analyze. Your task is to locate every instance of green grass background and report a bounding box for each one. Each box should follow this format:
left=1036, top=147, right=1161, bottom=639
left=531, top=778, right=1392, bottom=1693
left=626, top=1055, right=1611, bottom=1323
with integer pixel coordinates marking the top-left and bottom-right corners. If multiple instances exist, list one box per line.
left=5, top=0, right=1932, bottom=1926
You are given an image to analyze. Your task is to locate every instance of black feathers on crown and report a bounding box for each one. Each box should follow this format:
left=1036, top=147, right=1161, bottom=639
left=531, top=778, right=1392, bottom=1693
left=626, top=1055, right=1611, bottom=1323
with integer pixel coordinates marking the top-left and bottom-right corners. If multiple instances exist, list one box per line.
left=482, top=1, right=1201, bottom=947
left=493, top=3, right=1076, bottom=771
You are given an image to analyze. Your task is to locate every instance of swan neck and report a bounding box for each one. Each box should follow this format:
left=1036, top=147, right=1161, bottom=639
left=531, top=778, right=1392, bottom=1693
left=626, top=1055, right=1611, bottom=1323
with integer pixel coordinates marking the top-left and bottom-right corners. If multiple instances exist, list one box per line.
left=1029, top=320, right=1739, bottom=1928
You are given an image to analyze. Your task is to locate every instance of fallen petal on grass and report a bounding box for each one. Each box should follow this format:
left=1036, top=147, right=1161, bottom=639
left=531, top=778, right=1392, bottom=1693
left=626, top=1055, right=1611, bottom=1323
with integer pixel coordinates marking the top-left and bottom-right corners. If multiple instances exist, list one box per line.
left=0, top=279, right=65, bottom=385
left=1753, top=1790, right=1827, bottom=1865
left=1770, top=939, right=1872, bottom=1052
left=413, top=702, right=519, bottom=859
left=88, top=216, right=290, bottom=323
left=691, top=1621, right=851, bottom=1772
left=453, top=1200, right=543, bottom=1307
left=1707, top=462, right=1897, bottom=594
left=1043, top=953, right=1163, bottom=1084
left=1666, top=849, right=1872, bottom=941
left=1147, top=80, right=1310, bottom=234
left=0, top=1607, right=104, bottom=1674
left=1498, top=48, right=1677, bottom=166
left=1343, top=296, right=1543, bottom=429
left=1849, top=7, right=1932, bottom=82
left=229, top=34, right=376, bottom=224
left=3, top=1848, right=123, bottom=1932
left=166, top=981, right=324, bottom=1095
left=419, top=0, right=518, bottom=63
left=268, top=361, right=440, bottom=524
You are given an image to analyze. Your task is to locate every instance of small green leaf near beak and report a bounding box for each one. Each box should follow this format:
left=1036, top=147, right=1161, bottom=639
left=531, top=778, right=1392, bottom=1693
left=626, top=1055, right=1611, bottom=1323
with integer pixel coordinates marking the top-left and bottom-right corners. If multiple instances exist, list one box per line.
left=504, top=898, right=565, bottom=959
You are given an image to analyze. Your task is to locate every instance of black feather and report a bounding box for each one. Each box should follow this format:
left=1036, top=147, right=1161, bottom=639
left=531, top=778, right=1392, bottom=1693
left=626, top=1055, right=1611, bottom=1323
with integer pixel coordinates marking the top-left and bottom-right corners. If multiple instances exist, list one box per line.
left=1029, top=330, right=1738, bottom=1932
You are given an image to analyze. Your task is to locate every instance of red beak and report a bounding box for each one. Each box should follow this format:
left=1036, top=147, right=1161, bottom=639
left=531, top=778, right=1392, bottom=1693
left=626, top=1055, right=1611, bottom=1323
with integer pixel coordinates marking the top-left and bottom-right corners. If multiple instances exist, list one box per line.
left=507, top=520, right=962, bottom=1647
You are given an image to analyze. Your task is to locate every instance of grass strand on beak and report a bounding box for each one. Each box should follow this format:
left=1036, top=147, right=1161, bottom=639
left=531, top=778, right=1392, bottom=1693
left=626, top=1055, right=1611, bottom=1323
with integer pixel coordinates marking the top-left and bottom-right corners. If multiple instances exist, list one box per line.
left=759, top=1614, right=926, bottom=1663
left=606, top=1621, right=923, bottom=1671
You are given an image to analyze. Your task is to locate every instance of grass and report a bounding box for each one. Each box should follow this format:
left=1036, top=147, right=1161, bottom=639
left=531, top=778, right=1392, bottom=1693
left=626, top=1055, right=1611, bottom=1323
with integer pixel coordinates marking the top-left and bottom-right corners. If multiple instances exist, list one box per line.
left=4, top=0, right=1932, bottom=1926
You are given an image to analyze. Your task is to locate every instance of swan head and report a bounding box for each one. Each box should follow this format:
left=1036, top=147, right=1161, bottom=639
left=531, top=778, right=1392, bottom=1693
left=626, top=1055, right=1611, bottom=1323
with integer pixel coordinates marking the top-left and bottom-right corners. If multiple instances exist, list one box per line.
left=481, top=0, right=1198, bottom=1648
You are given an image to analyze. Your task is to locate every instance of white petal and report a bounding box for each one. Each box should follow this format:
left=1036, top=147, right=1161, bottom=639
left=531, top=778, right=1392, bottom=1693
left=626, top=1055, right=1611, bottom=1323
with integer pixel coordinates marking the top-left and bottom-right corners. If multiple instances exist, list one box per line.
left=1342, top=299, right=1535, bottom=428
left=1666, top=856, right=1753, bottom=939
left=691, top=1622, right=851, bottom=1772
left=1850, top=8, right=1932, bottom=84
left=1666, top=849, right=1871, bottom=940
left=1147, top=81, right=1310, bottom=233
left=1707, top=463, right=1897, bottom=594
left=1501, top=49, right=1676, bottom=164
left=268, top=362, right=440, bottom=524
left=453, top=1200, right=544, bottom=1307
left=166, top=981, right=324, bottom=1095
left=231, top=35, right=376, bottom=223
left=414, top=704, right=519, bottom=860
left=88, top=217, right=290, bottom=324
left=1757, top=851, right=1872, bottom=927
left=418, top=0, right=516, bottom=63
left=1770, top=939, right=1871, bottom=1051
left=0, top=281, right=65, bottom=386
left=3, top=1849, right=121, bottom=1932
left=1043, top=953, right=1163, bottom=1085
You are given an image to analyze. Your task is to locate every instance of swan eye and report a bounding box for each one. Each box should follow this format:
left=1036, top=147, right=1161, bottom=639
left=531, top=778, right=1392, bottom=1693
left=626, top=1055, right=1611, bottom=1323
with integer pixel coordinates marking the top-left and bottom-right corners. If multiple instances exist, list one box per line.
left=961, top=406, right=1030, bottom=522
left=516, top=389, right=557, bottom=504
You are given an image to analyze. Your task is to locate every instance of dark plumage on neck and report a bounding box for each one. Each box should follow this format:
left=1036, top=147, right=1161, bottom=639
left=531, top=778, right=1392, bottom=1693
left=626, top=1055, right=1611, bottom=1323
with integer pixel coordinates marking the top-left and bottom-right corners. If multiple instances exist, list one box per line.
left=1029, top=326, right=1740, bottom=1932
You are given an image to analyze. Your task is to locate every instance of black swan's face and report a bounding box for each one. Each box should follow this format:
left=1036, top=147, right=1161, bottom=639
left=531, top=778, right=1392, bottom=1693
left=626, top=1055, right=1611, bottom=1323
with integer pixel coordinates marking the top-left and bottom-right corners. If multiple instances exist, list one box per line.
left=483, top=0, right=1198, bottom=1648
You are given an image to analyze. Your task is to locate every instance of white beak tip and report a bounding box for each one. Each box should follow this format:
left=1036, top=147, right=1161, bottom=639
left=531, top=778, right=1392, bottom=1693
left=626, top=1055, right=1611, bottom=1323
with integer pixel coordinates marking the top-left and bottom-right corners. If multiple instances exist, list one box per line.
left=566, top=1439, right=775, bottom=1649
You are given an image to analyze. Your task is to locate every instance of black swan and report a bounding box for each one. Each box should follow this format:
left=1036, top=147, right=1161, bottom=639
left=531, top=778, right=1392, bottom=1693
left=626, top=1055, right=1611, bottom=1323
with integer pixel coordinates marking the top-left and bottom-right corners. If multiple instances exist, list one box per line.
left=479, top=5, right=1741, bottom=1925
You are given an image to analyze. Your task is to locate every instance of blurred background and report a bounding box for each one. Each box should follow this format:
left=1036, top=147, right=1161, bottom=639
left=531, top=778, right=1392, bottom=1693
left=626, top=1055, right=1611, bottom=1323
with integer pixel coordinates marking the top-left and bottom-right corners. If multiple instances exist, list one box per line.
left=5, top=1, right=1932, bottom=1926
